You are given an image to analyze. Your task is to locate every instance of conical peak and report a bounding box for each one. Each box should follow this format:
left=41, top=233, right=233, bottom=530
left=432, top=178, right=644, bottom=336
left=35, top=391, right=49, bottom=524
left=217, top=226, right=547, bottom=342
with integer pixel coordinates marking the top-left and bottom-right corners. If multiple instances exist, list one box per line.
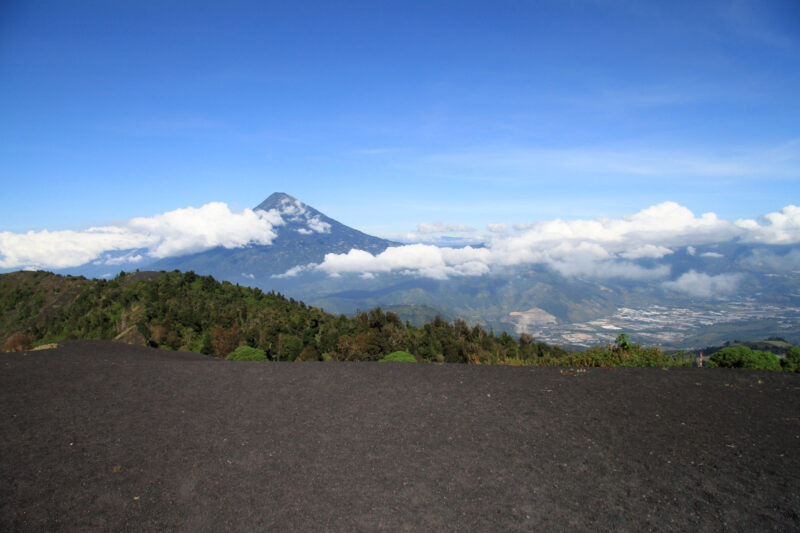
left=253, top=192, right=301, bottom=212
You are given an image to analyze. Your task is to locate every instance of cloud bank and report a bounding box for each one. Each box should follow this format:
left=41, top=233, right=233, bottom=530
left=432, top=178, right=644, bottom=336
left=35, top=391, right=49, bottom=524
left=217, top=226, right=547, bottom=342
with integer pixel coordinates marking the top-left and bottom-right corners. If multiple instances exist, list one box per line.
left=0, top=203, right=284, bottom=270
left=3, top=201, right=799, bottom=291
left=308, top=202, right=800, bottom=283
left=0, top=195, right=344, bottom=270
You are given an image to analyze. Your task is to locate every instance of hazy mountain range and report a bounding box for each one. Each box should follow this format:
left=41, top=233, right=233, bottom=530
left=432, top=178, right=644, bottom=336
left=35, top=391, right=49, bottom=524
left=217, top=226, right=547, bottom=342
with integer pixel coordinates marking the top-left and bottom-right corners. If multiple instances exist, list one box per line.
left=11, top=193, right=800, bottom=348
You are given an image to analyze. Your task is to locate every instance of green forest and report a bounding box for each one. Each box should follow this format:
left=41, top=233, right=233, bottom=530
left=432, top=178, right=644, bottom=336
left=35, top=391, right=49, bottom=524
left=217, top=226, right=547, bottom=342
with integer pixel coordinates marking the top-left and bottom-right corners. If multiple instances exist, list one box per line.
left=1, top=269, right=797, bottom=370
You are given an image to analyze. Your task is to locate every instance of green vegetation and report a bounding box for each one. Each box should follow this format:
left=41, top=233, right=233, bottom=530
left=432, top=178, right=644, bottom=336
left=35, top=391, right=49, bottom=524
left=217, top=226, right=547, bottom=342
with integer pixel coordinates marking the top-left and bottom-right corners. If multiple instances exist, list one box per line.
left=693, top=337, right=796, bottom=358
left=475, top=339, right=688, bottom=367
left=709, top=346, right=782, bottom=371
left=2, top=270, right=795, bottom=371
left=0, top=270, right=577, bottom=363
left=615, top=333, right=631, bottom=350
left=226, top=346, right=268, bottom=361
left=379, top=351, right=417, bottom=363
left=782, top=347, right=800, bottom=372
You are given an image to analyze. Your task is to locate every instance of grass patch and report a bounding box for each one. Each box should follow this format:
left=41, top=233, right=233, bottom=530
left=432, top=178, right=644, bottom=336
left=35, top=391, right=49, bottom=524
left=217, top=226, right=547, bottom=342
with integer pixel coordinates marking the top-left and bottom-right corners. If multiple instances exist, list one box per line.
left=379, top=351, right=417, bottom=363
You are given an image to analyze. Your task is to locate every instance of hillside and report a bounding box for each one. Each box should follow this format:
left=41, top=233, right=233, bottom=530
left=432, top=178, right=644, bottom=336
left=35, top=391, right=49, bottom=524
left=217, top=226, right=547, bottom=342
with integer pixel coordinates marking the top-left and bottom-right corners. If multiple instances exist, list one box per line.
left=5, top=270, right=800, bottom=371
left=0, top=271, right=91, bottom=341
left=0, top=270, right=573, bottom=364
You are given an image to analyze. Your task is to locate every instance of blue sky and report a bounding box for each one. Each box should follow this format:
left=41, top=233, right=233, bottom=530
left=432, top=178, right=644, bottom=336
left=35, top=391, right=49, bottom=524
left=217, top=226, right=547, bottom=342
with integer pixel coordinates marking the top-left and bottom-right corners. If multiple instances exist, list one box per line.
left=1, top=0, right=799, bottom=239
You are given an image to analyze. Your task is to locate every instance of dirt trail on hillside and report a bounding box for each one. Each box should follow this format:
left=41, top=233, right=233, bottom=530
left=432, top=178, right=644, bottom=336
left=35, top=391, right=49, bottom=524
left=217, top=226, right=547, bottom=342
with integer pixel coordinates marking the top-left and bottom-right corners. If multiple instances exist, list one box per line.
left=2, top=340, right=798, bottom=531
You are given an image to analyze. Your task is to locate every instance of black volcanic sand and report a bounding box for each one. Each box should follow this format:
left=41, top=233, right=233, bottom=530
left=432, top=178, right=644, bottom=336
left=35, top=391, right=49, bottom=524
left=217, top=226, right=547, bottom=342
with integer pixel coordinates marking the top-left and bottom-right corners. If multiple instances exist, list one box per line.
left=2, top=341, right=799, bottom=531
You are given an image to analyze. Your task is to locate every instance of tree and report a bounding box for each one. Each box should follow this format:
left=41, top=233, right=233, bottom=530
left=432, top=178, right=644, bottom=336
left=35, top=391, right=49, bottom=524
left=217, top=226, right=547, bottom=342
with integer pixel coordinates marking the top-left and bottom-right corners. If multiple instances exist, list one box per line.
left=781, top=347, right=800, bottom=373
left=296, top=345, right=319, bottom=361
left=615, top=333, right=631, bottom=350
left=709, top=346, right=781, bottom=371
left=211, top=324, right=240, bottom=358
left=276, top=333, right=303, bottom=361
left=334, top=335, right=359, bottom=361
left=226, top=346, right=267, bottom=361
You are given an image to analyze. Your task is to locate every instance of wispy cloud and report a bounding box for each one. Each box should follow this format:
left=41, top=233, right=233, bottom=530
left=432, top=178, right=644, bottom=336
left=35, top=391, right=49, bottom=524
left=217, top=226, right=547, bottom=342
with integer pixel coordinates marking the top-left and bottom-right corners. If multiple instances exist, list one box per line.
left=486, top=223, right=509, bottom=234
left=723, top=0, right=800, bottom=51
left=423, top=139, right=800, bottom=182
left=416, top=221, right=475, bottom=234
left=352, top=147, right=407, bottom=155
left=662, top=271, right=743, bottom=297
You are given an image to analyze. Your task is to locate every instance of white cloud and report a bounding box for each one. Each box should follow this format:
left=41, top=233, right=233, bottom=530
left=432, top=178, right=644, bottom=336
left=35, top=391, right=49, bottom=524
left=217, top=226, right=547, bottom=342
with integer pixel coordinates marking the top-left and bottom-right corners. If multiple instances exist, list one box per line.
left=662, top=271, right=742, bottom=297
left=735, top=205, right=800, bottom=244
left=619, top=245, right=674, bottom=260
left=307, top=202, right=800, bottom=281
left=306, top=216, right=331, bottom=233
left=271, top=264, right=314, bottom=278
left=486, top=223, right=509, bottom=234
left=127, top=202, right=282, bottom=258
left=4, top=200, right=799, bottom=283
left=417, top=221, right=475, bottom=234
left=273, top=197, right=307, bottom=218
left=0, top=202, right=283, bottom=270
left=315, top=244, right=491, bottom=280
left=700, top=252, right=724, bottom=258
left=265, top=197, right=331, bottom=234
left=549, top=260, right=670, bottom=280
left=95, top=251, right=145, bottom=266
left=0, top=227, right=154, bottom=270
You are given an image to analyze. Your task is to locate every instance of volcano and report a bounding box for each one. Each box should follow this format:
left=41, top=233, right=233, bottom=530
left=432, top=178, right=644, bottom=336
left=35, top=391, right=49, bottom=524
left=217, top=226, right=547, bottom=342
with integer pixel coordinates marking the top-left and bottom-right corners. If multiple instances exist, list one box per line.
left=150, top=192, right=396, bottom=282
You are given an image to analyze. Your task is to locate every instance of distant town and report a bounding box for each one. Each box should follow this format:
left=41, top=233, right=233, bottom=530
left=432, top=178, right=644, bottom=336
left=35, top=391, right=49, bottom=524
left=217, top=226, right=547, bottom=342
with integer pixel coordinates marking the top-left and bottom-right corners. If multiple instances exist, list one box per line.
left=518, top=300, right=800, bottom=349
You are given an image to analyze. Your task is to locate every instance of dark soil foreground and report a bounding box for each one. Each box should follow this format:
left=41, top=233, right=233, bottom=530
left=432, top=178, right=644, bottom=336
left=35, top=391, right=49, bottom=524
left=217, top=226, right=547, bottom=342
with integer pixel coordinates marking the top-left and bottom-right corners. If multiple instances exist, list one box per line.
left=1, top=341, right=799, bottom=532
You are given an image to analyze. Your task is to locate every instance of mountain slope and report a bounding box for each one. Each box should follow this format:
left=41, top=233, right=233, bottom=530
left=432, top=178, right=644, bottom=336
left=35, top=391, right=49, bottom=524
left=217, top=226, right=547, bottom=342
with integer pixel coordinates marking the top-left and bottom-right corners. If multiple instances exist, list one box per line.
left=0, top=270, right=577, bottom=363
left=151, top=193, right=397, bottom=281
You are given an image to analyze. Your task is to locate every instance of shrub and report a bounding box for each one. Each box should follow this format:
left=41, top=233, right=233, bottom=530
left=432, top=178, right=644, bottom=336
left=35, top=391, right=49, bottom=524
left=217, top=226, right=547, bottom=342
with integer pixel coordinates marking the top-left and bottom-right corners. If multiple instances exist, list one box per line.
left=2, top=333, right=33, bottom=352
left=277, top=333, right=303, bottom=361
left=151, top=325, right=168, bottom=345
left=740, top=350, right=781, bottom=371
left=296, top=345, right=319, bottom=361
left=781, top=347, right=800, bottom=373
left=542, top=343, right=685, bottom=368
left=379, top=351, right=417, bottom=363
left=709, top=346, right=782, bottom=371
left=226, top=346, right=267, bottom=361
